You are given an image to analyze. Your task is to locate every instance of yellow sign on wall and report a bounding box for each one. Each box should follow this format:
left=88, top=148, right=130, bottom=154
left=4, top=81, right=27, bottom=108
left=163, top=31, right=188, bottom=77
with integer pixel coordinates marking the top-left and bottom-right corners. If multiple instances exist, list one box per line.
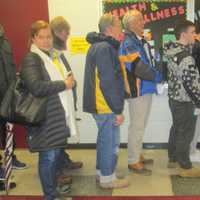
left=69, top=37, right=90, bottom=55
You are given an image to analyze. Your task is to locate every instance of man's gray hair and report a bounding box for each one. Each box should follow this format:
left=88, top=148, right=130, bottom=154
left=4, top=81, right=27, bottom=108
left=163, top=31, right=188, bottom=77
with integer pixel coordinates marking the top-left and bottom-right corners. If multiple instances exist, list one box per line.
left=122, top=10, right=141, bottom=31
left=98, top=13, right=115, bottom=33
left=50, top=16, right=70, bottom=33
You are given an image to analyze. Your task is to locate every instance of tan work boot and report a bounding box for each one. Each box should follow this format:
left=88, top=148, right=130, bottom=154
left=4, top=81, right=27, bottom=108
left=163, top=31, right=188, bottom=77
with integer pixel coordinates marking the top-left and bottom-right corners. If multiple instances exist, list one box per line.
left=128, top=162, right=152, bottom=176
left=100, top=178, right=130, bottom=189
left=57, top=174, right=72, bottom=186
left=179, top=167, right=200, bottom=177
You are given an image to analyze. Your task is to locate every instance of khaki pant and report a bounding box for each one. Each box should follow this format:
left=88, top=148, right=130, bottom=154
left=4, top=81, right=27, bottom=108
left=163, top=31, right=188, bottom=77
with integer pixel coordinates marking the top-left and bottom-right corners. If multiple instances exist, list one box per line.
left=127, top=94, right=152, bottom=164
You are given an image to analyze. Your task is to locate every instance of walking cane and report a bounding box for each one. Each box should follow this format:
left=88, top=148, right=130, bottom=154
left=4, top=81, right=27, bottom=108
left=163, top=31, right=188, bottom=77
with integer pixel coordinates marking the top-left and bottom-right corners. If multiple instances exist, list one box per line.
left=4, top=122, right=14, bottom=195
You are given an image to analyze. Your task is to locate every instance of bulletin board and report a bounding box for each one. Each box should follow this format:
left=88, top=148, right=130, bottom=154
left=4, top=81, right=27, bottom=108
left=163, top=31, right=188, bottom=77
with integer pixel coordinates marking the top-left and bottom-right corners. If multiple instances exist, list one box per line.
left=102, top=0, right=187, bottom=51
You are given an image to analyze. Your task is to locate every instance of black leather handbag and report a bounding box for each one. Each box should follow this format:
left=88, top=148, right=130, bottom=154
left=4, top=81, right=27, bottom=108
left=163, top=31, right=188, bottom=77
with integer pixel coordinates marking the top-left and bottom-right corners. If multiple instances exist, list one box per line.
left=0, top=76, right=46, bottom=126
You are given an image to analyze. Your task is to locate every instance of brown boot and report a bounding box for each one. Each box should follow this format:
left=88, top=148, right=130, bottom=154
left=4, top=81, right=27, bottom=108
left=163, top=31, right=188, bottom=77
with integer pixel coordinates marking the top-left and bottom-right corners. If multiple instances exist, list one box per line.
left=128, top=162, right=152, bottom=176
left=140, top=155, right=154, bottom=164
left=100, top=178, right=130, bottom=189
left=179, top=167, right=200, bottom=177
left=57, top=174, right=72, bottom=186
left=66, top=161, right=83, bottom=170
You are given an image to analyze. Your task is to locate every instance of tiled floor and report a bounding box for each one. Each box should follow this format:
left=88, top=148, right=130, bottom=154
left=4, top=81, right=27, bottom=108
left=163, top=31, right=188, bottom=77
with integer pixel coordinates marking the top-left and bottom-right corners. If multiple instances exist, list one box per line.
left=0, top=149, right=200, bottom=197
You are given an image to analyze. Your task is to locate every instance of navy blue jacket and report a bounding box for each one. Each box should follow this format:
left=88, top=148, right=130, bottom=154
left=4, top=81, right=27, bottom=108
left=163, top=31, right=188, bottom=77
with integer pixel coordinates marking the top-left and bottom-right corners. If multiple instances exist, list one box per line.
left=83, top=32, right=124, bottom=115
left=119, top=31, right=162, bottom=97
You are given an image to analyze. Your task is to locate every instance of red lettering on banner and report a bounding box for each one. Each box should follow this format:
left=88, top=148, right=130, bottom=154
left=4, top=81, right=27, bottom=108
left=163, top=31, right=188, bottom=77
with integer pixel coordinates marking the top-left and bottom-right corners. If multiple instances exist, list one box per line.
left=125, top=6, right=130, bottom=12
left=171, top=7, right=178, bottom=16
left=156, top=10, right=165, bottom=20
left=178, top=6, right=185, bottom=15
left=112, top=9, right=119, bottom=17
left=143, top=14, right=151, bottom=24
left=150, top=13, right=157, bottom=21
left=119, top=8, right=125, bottom=17
left=130, top=4, right=137, bottom=10
left=107, top=4, right=185, bottom=24
left=164, top=9, right=171, bottom=18
left=138, top=3, right=147, bottom=12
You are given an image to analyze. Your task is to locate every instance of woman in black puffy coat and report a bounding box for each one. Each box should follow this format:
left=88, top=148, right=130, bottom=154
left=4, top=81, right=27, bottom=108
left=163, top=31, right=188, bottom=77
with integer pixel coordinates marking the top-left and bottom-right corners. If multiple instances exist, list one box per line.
left=21, top=20, right=76, bottom=200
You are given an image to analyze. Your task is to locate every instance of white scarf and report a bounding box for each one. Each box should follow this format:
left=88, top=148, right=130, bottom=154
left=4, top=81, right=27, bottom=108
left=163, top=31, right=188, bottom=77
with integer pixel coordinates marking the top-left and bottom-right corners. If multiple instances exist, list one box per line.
left=30, top=44, right=79, bottom=142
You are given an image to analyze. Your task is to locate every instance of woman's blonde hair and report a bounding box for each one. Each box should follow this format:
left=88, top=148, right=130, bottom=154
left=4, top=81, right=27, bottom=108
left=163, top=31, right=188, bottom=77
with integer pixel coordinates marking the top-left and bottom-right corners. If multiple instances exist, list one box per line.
left=28, top=20, right=50, bottom=46
left=30, top=20, right=50, bottom=38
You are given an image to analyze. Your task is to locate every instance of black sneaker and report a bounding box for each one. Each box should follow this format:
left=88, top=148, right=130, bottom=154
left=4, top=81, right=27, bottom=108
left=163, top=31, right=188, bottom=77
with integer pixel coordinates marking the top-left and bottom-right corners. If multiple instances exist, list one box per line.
left=0, top=167, right=5, bottom=179
left=0, top=181, right=16, bottom=191
left=12, top=155, right=28, bottom=170
left=56, top=184, right=71, bottom=195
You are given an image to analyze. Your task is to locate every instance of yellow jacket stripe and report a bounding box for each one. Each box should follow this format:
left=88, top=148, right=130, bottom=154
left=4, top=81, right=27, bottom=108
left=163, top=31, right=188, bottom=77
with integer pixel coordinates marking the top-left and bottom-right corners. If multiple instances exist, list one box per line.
left=95, top=68, right=112, bottom=114
left=119, top=52, right=140, bottom=63
left=119, top=52, right=141, bottom=96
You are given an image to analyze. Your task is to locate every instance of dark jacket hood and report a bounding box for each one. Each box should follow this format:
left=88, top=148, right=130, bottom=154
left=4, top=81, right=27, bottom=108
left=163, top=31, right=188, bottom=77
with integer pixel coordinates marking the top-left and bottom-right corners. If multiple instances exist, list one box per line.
left=86, top=32, right=120, bottom=50
left=163, top=41, right=191, bottom=59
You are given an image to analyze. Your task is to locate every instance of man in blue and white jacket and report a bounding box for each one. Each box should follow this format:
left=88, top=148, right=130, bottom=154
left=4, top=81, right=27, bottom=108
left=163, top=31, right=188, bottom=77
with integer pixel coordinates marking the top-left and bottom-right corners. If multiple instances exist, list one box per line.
left=119, top=10, right=162, bottom=175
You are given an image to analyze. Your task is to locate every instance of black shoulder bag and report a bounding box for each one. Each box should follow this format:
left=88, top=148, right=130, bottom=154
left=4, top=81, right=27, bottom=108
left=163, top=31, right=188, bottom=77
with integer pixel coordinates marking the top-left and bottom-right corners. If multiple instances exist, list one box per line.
left=0, top=76, right=46, bottom=126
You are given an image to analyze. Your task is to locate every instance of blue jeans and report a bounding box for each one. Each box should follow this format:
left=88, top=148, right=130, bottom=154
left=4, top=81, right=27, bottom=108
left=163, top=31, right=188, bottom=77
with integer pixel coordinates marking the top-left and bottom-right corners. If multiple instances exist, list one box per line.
left=39, top=149, right=62, bottom=200
left=93, top=113, right=120, bottom=181
left=56, top=149, right=71, bottom=175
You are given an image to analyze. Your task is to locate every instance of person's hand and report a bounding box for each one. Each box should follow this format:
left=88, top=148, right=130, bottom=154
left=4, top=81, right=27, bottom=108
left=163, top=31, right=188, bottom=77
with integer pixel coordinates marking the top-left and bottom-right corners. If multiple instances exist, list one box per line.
left=65, top=74, right=75, bottom=89
left=115, top=114, right=124, bottom=126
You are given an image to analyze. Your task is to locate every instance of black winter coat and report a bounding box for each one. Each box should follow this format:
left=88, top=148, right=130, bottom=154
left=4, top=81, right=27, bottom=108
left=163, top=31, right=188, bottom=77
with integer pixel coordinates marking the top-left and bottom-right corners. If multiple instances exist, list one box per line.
left=21, top=52, right=70, bottom=152
left=0, top=33, right=16, bottom=126
left=0, top=37, right=16, bottom=105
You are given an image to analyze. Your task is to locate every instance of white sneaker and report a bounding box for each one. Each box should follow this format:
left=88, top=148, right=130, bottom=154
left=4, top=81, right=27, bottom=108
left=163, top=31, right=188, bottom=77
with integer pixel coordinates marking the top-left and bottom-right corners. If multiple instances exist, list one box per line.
left=100, top=178, right=130, bottom=189
left=190, top=150, right=200, bottom=162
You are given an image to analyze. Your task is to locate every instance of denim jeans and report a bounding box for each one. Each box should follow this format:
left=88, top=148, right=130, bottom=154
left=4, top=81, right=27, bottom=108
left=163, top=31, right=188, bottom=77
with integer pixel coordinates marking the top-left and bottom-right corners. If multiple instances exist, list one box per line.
left=93, top=113, right=120, bottom=183
left=56, top=149, right=71, bottom=175
left=39, top=148, right=62, bottom=200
